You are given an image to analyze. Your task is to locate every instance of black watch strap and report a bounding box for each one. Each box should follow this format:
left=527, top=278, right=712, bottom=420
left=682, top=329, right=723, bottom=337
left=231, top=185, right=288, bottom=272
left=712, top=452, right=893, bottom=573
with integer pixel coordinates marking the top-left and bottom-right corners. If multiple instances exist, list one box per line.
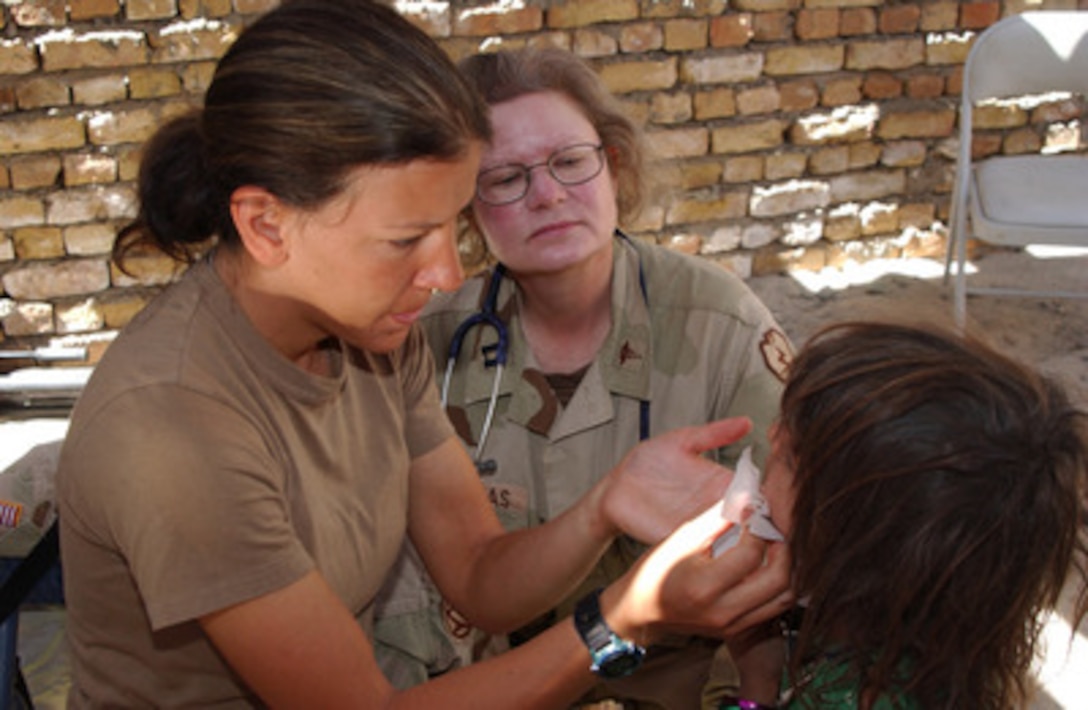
left=573, top=587, right=645, bottom=678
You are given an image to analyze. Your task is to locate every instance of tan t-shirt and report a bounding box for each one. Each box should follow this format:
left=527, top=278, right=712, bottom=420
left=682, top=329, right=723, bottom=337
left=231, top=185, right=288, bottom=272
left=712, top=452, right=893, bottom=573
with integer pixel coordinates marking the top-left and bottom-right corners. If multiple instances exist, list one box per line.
left=57, top=259, right=453, bottom=707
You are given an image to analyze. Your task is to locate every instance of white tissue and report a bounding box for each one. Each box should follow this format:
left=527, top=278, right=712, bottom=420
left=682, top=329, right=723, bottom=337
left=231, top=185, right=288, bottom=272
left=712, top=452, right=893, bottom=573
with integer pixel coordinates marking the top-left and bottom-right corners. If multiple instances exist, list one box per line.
left=711, top=446, right=785, bottom=557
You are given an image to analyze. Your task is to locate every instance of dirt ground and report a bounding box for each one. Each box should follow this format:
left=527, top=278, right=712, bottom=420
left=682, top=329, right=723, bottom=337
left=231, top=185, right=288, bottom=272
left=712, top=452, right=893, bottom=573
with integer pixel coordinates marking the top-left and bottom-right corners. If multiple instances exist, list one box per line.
left=747, top=246, right=1088, bottom=710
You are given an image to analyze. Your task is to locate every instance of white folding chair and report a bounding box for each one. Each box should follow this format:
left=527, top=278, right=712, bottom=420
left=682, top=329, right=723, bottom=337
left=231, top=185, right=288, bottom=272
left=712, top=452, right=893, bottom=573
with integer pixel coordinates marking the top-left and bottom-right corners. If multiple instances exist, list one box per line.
left=945, top=11, right=1088, bottom=328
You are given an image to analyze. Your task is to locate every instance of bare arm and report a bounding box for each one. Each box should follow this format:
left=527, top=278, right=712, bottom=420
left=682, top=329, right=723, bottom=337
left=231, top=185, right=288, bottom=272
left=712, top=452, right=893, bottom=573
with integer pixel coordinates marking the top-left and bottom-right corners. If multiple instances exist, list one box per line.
left=201, top=505, right=792, bottom=709
left=411, top=417, right=754, bottom=632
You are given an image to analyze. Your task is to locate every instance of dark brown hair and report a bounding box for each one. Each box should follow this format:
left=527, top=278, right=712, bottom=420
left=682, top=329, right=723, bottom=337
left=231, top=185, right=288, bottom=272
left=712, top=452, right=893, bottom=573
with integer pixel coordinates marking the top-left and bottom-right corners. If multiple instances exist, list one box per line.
left=780, top=321, right=1087, bottom=709
left=114, top=0, right=490, bottom=269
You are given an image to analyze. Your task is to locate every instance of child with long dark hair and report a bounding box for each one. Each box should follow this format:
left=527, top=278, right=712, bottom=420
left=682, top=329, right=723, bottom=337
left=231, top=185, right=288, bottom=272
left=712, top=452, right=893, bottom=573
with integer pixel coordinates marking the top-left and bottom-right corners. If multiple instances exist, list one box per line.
left=727, top=321, right=1088, bottom=709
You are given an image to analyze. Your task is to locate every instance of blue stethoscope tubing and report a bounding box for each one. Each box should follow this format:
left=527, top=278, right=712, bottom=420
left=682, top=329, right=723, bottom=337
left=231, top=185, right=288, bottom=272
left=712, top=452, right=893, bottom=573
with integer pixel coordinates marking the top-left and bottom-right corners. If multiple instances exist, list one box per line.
left=442, top=232, right=650, bottom=469
left=440, top=263, right=509, bottom=463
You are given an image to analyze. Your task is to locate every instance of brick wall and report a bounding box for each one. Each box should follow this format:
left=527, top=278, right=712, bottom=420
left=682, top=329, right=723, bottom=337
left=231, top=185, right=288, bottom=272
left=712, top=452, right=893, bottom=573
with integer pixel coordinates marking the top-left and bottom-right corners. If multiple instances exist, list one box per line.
left=0, top=0, right=1084, bottom=362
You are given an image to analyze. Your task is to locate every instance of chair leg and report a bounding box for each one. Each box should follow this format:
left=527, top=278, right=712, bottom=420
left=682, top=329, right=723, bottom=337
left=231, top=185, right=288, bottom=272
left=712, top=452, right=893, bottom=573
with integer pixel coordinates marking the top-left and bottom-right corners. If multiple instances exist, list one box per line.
left=954, top=228, right=968, bottom=330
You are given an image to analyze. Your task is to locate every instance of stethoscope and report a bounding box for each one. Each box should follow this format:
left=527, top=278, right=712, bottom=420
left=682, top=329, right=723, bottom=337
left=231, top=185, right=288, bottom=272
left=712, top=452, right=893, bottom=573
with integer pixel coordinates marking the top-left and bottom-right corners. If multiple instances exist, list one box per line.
left=441, top=231, right=650, bottom=474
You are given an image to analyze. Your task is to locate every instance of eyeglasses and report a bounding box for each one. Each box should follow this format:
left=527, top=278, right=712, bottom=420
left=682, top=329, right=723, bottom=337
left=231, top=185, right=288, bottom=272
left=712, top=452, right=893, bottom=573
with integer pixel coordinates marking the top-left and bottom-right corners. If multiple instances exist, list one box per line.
left=475, top=143, right=605, bottom=206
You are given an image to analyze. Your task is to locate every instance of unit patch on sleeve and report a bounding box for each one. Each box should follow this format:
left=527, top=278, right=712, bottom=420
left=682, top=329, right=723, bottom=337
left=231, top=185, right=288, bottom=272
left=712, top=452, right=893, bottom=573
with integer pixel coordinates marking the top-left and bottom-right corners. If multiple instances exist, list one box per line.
left=759, top=328, right=793, bottom=383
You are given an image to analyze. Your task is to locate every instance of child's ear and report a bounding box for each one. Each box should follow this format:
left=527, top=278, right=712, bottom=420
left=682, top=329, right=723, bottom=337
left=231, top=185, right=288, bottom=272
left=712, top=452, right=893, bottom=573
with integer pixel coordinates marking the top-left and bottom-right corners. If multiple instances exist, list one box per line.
left=230, top=186, right=289, bottom=267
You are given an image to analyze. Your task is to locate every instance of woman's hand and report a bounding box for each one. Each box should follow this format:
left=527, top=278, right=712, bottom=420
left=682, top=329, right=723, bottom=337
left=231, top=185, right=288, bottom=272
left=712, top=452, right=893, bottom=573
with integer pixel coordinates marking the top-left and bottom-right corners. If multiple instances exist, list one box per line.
left=599, top=502, right=794, bottom=647
left=595, top=417, right=753, bottom=545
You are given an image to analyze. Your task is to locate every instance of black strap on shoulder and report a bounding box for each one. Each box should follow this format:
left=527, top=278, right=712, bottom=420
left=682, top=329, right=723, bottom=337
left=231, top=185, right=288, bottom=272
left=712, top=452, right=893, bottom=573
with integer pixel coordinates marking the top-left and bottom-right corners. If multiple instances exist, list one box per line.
left=0, top=521, right=59, bottom=624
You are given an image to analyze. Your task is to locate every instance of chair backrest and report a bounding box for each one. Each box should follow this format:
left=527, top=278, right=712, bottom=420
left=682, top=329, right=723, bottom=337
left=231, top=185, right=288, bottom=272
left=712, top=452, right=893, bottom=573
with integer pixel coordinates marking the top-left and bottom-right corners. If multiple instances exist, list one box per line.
left=965, top=11, right=1088, bottom=103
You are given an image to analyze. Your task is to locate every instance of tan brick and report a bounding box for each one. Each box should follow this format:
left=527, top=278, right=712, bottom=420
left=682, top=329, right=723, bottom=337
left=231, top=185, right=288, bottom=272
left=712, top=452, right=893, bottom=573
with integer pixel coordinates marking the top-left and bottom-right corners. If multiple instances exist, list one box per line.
left=64, top=153, right=118, bottom=186
left=454, top=6, right=542, bottom=36
left=56, top=298, right=106, bottom=334
left=791, top=105, right=878, bottom=145
left=711, top=119, right=787, bottom=154
left=3, top=259, right=111, bottom=299
left=779, top=80, right=819, bottom=111
left=10, top=155, right=61, bottom=189
left=639, top=0, right=728, bottom=18
left=736, top=84, right=781, bottom=115
left=664, top=19, right=708, bottom=51
left=877, top=109, right=955, bottom=139
left=182, top=61, right=216, bottom=94
left=973, top=104, right=1027, bottom=130
left=625, top=204, right=664, bottom=233
left=861, top=201, right=896, bottom=233
left=898, top=202, right=935, bottom=230
left=879, top=5, right=921, bottom=34
left=824, top=203, right=862, bottom=241
left=861, top=72, right=902, bottom=100
left=840, top=7, right=876, bottom=35
left=960, top=2, right=1000, bottom=30
left=11, top=0, right=65, bottom=27
left=0, top=196, right=44, bottom=229
left=764, top=45, right=844, bottom=76
left=64, top=222, right=117, bottom=255
left=805, top=0, right=881, bottom=7
left=676, top=160, right=723, bottom=189
left=0, top=169, right=9, bottom=190
left=846, top=38, right=925, bottom=71
left=39, top=31, right=149, bottom=72
left=574, top=29, right=618, bottom=58
left=117, top=145, right=142, bottom=181
left=723, top=155, right=763, bottom=183
left=1003, top=127, right=1043, bottom=155
left=547, top=0, right=639, bottom=28
left=3, top=302, right=54, bottom=336
left=100, top=293, right=151, bottom=329
left=619, top=23, right=663, bottom=53
left=906, top=73, right=944, bottom=99
left=691, top=85, right=735, bottom=119
left=13, top=226, right=64, bottom=259
left=666, top=189, right=747, bottom=224
left=709, top=14, right=753, bottom=48
left=110, top=253, right=182, bottom=287
left=646, top=126, right=709, bottom=159
left=795, top=9, right=839, bottom=40
left=87, top=102, right=191, bottom=146
left=880, top=140, right=927, bottom=167
left=750, top=179, right=830, bottom=217
left=681, top=53, right=762, bottom=85
left=399, top=2, right=451, bottom=38
left=1032, top=98, right=1081, bottom=124
left=69, top=0, right=121, bottom=20
left=920, top=2, right=958, bottom=31
left=925, top=31, right=972, bottom=66
left=234, top=0, right=278, bottom=14
left=650, top=92, right=692, bottom=124
left=752, top=11, right=791, bottom=42
left=0, top=237, right=13, bottom=260
left=0, top=115, right=84, bottom=154
left=665, top=233, right=702, bottom=255
left=782, top=215, right=823, bottom=247
left=46, top=184, right=136, bottom=226
left=848, top=142, right=881, bottom=169
left=765, top=152, right=806, bottom=180
left=599, top=58, right=677, bottom=94
left=72, top=74, right=127, bottom=106
left=822, top=76, right=863, bottom=106
left=178, top=0, right=231, bottom=18
left=830, top=169, right=906, bottom=203
left=151, top=19, right=238, bottom=64
left=126, top=0, right=178, bottom=20
left=731, top=0, right=798, bottom=9
left=0, top=39, right=38, bottom=75
left=970, top=133, right=1002, bottom=160
left=619, top=98, right=650, bottom=126
left=809, top=145, right=850, bottom=175
left=128, top=67, right=182, bottom=99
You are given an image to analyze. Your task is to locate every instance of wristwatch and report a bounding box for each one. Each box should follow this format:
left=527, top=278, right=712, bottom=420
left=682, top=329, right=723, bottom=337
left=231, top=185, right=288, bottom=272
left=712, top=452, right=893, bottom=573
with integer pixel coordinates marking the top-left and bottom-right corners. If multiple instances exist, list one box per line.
left=573, top=587, right=645, bottom=678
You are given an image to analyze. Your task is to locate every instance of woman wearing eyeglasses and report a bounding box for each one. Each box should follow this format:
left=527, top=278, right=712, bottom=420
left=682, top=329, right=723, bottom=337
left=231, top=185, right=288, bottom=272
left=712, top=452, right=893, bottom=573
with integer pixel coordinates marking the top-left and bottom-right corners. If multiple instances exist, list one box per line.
left=373, top=48, right=792, bottom=709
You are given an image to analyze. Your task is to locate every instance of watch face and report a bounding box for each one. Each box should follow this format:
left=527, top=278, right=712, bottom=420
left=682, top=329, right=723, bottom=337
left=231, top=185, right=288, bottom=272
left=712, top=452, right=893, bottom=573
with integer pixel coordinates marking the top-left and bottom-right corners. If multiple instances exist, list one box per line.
left=597, top=646, right=645, bottom=678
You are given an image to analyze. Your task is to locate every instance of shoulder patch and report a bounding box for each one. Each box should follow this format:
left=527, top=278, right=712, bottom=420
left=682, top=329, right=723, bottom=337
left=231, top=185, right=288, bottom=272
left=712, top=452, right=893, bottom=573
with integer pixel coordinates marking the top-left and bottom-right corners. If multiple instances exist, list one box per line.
left=759, top=329, right=793, bottom=383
